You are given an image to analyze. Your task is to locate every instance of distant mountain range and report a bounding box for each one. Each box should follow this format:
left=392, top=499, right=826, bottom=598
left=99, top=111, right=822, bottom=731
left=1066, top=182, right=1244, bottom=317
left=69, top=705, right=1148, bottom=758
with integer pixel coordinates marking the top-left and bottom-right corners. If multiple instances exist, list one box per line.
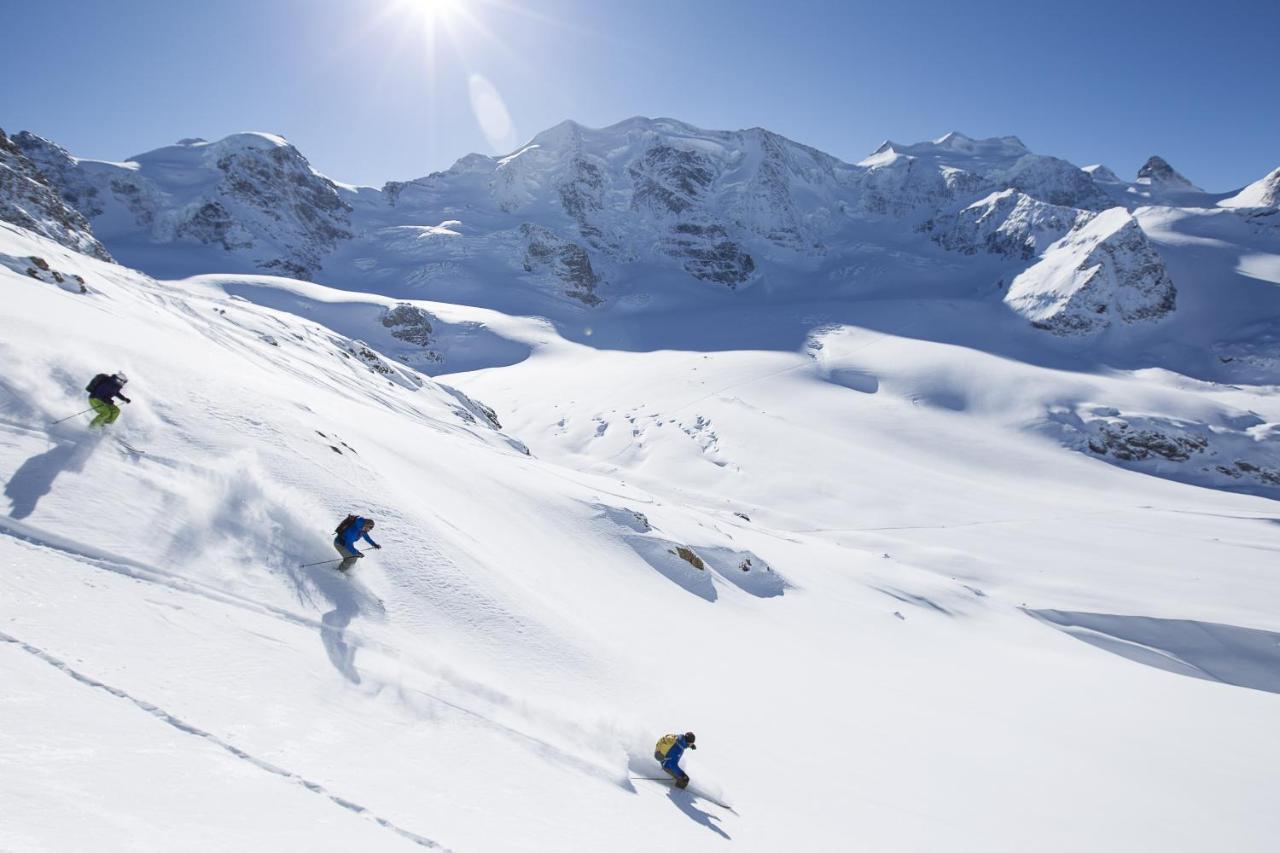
left=1, top=118, right=1277, bottom=338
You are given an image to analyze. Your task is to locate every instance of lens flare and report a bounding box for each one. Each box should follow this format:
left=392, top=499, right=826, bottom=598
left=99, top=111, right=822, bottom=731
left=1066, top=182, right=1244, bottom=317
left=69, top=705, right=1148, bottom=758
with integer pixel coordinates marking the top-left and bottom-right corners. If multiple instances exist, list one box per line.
left=468, top=73, right=518, bottom=153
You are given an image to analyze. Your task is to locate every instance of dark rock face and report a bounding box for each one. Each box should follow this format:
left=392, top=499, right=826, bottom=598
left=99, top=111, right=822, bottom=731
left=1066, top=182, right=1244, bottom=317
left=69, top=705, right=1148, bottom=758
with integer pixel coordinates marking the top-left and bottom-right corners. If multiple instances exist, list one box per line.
left=1087, top=423, right=1208, bottom=462
left=674, top=546, right=705, bottom=570
left=520, top=223, right=602, bottom=305
left=1137, top=156, right=1178, bottom=183
left=12, top=133, right=351, bottom=280
left=923, top=191, right=1084, bottom=260
left=558, top=155, right=607, bottom=245
left=743, top=129, right=823, bottom=249
left=0, top=129, right=113, bottom=261
left=13, top=131, right=105, bottom=218
left=998, top=155, right=1112, bottom=211
left=1217, top=459, right=1280, bottom=486
left=381, top=303, right=435, bottom=347
left=210, top=144, right=353, bottom=278
left=1136, top=155, right=1198, bottom=190
left=665, top=223, right=755, bottom=286
left=177, top=201, right=250, bottom=251
left=628, top=143, right=756, bottom=286
left=630, top=145, right=716, bottom=216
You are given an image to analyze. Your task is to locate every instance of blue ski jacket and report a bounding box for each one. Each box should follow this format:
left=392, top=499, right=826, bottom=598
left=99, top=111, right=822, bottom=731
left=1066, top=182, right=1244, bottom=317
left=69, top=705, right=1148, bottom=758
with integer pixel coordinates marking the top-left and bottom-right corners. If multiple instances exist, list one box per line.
left=339, top=518, right=379, bottom=550
left=662, top=734, right=692, bottom=771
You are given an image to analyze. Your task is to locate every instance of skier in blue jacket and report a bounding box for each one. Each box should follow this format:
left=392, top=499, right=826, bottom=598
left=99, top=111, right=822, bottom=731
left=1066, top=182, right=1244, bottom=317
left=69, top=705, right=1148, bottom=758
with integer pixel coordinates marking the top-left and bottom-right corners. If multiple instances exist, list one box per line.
left=333, top=515, right=380, bottom=572
left=654, top=731, right=696, bottom=789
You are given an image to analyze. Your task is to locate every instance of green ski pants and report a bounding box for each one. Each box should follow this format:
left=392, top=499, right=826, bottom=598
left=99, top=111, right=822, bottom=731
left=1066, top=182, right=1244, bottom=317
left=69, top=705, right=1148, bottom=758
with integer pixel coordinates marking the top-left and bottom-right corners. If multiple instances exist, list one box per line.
left=89, top=398, right=120, bottom=428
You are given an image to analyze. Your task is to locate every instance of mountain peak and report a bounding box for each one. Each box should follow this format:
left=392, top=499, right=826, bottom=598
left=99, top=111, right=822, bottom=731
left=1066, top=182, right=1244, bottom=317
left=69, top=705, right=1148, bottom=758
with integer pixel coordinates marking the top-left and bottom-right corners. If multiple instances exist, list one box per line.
left=934, top=130, right=974, bottom=146
left=1136, top=155, right=1199, bottom=190
left=1220, top=166, right=1280, bottom=209
left=129, top=132, right=291, bottom=164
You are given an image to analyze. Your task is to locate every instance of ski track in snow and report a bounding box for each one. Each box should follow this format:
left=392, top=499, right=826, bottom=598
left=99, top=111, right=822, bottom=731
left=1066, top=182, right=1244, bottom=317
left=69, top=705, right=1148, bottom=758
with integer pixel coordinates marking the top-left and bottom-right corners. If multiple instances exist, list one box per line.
left=0, top=630, right=451, bottom=852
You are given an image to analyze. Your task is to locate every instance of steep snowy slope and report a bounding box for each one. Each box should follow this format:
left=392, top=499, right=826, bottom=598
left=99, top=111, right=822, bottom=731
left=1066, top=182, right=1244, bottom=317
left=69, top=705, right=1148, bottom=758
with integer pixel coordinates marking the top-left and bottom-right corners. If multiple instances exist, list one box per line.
left=4, top=115, right=1280, bottom=852
left=1221, top=167, right=1280, bottom=209
left=5, top=221, right=1280, bottom=852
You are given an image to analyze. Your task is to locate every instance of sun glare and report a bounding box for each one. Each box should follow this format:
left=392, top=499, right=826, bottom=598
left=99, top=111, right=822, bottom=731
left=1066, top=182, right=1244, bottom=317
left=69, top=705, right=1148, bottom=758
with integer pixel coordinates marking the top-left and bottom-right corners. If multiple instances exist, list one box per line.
left=365, top=0, right=566, bottom=154
left=408, top=0, right=462, bottom=24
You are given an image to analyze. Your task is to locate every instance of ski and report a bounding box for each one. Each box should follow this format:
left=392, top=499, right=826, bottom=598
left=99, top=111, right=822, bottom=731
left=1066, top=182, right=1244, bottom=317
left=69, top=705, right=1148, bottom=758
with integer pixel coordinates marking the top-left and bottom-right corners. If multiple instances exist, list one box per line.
left=630, top=777, right=736, bottom=812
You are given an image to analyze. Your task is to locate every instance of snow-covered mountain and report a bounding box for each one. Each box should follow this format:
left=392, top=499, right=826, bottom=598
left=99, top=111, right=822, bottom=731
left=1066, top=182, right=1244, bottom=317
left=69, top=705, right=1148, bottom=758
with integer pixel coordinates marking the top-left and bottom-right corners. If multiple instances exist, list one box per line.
left=18, top=119, right=1275, bottom=341
left=1221, top=167, right=1280, bottom=209
left=3, top=117, right=1280, bottom=851
left=0, top=128, right=112, bottom=261
left=13, top=130, right=351, bottom=279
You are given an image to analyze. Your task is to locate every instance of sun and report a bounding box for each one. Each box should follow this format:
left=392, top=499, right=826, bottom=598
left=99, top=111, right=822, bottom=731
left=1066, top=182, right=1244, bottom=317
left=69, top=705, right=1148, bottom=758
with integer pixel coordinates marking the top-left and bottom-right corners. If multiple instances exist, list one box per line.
left=391, top=0, right=465, bottom=30
left=407, top=0, right=463, bottom=24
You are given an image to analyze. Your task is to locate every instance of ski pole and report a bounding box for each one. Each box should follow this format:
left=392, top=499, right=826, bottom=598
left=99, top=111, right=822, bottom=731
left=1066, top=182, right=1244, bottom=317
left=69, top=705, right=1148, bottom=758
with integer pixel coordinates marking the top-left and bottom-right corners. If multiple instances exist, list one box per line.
left=50, top=408, right=94, bottom=426
left=299, top=558, right=344, bottom=568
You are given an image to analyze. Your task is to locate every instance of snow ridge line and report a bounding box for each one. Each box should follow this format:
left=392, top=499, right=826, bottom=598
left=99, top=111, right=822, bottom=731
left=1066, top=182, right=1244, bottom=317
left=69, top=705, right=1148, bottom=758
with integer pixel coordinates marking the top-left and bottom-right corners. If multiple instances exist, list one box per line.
left=0, top=630, right=452, bottom=852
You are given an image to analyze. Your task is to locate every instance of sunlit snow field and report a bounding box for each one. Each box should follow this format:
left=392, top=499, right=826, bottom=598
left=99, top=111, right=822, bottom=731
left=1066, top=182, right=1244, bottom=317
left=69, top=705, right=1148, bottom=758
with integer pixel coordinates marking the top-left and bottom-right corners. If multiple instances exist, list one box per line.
left=3, top=215, right=1280, bottom=852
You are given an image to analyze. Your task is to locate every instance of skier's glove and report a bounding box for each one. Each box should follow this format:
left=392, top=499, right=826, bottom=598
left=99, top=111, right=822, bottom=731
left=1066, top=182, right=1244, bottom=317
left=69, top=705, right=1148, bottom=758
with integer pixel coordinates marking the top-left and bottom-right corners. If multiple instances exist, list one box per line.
left=689, top=744, right=697, bottom=750
left=373, top=543, right=382, bottom=549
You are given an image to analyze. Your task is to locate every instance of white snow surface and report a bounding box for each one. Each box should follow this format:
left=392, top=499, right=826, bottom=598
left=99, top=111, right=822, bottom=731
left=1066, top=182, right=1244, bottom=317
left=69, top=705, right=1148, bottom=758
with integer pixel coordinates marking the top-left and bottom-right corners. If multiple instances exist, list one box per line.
left=1220, top=167, right=1280, bottom=209
left=3, top=117, right=1280, bottom=852
left=3, top=205, right=1280, bottom=851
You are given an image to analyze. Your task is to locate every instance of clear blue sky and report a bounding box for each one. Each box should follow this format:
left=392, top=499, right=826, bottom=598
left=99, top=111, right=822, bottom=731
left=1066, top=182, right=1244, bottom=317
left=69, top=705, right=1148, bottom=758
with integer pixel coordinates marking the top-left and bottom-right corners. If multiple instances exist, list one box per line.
left=1, top=0, right=1275, bottom=190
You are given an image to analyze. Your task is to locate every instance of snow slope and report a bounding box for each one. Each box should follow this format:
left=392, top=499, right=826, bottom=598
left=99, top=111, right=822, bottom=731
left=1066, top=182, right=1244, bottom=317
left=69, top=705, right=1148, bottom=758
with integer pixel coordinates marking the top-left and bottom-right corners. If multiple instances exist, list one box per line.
left=4, top=209, right=1280, bottom=853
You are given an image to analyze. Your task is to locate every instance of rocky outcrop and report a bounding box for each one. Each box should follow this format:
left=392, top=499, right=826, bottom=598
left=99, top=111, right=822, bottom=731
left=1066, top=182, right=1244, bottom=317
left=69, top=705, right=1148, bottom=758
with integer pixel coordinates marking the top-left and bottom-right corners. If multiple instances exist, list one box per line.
left=663, top=222, right=755, bottom=286
left=0, top=252, right=89, bottom=293
left=13, top=132, right=350, bottom=279
left=520, top=223, right=602, bottom=305
left=206, top=137, right=352, bottom=276
left=673, top=546, right=706, bottom=570
left=12, top=131, right=106, bottom=219
left=629, top=143, right=716, bottom=221
left=922, top=190, right=1087, bottom=260
left=1136, top=155, right=1200, bottom=191
left=0, top=129, right=113, bottom=261
left=1004, top=208, right=1176, bottom=335
left=1043, top=405, right=1280, bottom=496
left=990, top=154, right=1112, bottom=210
left=381, top=303, right=435, bottom=346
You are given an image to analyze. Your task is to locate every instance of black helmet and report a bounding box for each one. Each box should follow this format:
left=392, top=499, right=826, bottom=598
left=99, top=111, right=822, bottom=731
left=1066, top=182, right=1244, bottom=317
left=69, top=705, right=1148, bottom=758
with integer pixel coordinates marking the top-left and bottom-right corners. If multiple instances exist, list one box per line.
left=684, top=731, right=696, bottom=744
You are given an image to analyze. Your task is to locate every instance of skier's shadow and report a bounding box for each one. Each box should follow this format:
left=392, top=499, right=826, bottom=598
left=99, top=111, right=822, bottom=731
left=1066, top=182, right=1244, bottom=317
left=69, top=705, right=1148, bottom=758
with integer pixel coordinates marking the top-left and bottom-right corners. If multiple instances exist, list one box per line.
left=4, top=437, right=100, bottom=520
left=668, top=789, right=731, bottom=840
left=290, top=564, right=367, bottom=685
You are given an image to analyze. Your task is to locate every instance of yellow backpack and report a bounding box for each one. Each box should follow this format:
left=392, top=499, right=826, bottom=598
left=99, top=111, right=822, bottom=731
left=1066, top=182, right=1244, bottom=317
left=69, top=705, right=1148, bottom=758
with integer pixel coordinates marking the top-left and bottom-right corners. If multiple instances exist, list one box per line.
left=655, top=733, right=678, bottom=758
